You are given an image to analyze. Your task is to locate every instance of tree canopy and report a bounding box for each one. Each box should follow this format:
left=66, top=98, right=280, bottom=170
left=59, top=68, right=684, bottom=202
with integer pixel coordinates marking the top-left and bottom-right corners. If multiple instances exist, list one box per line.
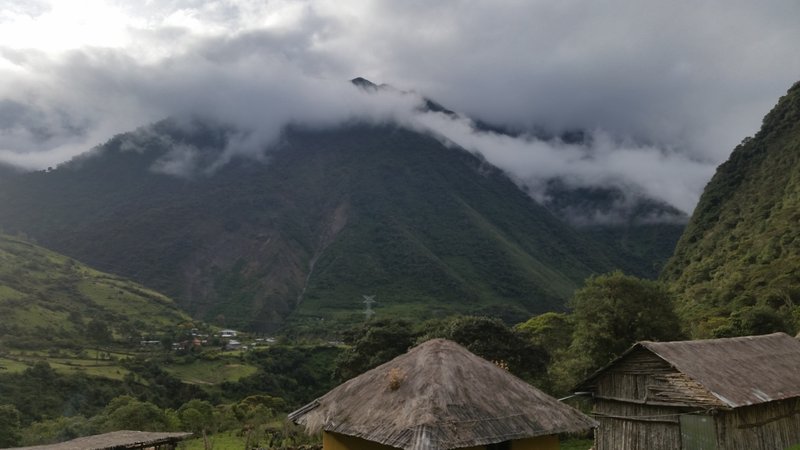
left=549, top=271, right=683, bottom=392
left=0, top=404, right=22, bottom=447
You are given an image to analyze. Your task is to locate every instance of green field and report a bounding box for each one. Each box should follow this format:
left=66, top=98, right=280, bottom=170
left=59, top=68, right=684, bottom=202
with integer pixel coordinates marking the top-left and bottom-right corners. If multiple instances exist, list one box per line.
left=178, top=431, right=246, bottom=450
left=0, top=233, right=192, bottom=349
left=3, top=352, right=133, bottom=380
left=165, top=359, right=258, bottom=385
left=0, top=357, right=28, bottom=373
left=3, top=348, right=259, bottom=385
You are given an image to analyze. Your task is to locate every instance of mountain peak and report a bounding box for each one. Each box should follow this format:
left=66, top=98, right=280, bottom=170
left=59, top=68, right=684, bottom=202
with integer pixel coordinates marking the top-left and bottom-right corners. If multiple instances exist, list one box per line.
left=350, top=77, right=378, bottom=90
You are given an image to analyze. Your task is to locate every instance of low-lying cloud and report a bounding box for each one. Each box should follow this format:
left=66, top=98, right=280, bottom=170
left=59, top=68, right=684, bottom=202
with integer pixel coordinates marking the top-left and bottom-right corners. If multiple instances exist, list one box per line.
left=1, top=0, right=799, bottom=218
left=408, top=112, right=715, bottom=215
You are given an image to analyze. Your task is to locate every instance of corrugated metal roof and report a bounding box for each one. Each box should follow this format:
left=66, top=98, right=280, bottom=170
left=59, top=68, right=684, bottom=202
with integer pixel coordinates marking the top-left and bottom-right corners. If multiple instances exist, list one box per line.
left=290, top=339, right=597, bottom=450
left=641, top=332, right=800, bottom=408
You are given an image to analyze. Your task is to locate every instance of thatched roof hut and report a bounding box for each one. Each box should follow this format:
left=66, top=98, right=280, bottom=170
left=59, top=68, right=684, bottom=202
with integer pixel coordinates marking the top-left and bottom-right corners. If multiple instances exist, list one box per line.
left=576, top=332, right=800, bottom=450
left=8, top=430, right=192, bottom=450
left=289, top=339, right=596, bottom=450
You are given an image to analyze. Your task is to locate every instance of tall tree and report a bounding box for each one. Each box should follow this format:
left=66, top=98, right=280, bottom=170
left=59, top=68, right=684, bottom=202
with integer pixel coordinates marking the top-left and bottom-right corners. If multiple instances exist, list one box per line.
left=553, top=271, right=683, bottom=392
left=419, top=316, right=548, bottom=382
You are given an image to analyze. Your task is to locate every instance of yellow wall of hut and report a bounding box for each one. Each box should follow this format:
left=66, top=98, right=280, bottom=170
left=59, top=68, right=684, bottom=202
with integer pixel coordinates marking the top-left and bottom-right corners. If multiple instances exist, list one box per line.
left=323, top=431, right=399, bottom=450
left=322, top=432, right=559, bottom=450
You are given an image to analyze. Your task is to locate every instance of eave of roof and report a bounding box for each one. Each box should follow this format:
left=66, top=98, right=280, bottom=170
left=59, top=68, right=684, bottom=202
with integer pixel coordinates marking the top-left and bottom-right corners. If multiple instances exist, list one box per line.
left=7, top=431, right=193, bottom=450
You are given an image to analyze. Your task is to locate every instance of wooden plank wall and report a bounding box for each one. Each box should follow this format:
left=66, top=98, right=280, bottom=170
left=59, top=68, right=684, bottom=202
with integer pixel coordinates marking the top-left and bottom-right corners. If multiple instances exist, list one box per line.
left=591, top=349, right=698, bottom=450
left=715, top=398, right=800, bottom=450
left=589, top=347, right=800, bottom=449
left=594, top=400, right=682, bottom=450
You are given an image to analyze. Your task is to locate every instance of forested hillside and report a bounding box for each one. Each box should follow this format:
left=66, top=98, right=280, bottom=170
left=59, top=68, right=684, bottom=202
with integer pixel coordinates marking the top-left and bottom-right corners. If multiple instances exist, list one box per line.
left=0, top=121, right=670, bottom=332
left=662, top=81, right=800, bottom=337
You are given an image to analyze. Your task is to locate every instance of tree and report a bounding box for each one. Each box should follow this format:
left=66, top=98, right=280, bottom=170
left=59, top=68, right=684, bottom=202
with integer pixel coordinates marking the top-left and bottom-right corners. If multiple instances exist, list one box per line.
left=19, top=416, right=94, bottom=446
left=333, top=319, right=415, bottom=381
left=178, top=399, right=216, bottom=450
left=420, top=316, right=548, bottom=382
left=712, top=305, right=791, bottom=337
left=515, top=312, right=573, bottom=353
left=0, top=404, right=22, bottom=447
left=232, top=396, right=283, bottom=449
left=557, top=271, right=683, bottom=390
left=178, top=399, right=216, bottom=434
left=100, top=396, right=171, bottom=432
left=87, top=319, right=112, bottom=343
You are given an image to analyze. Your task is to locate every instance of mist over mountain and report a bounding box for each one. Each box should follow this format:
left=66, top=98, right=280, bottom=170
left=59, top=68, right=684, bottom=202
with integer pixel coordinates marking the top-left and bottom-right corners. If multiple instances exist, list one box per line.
left=0, top=104, right=680, bottom=332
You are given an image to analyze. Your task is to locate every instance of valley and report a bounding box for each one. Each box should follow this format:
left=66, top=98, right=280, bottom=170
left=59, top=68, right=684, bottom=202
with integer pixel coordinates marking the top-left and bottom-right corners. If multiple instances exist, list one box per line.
left=0, top=76, right=798, bottom=449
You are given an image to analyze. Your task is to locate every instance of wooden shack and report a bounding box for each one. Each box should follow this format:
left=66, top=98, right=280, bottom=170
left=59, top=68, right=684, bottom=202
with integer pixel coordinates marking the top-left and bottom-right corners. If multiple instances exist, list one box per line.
left=289, top=339, right=596, bottom=450
left=576, top=332, right=800, bottom=450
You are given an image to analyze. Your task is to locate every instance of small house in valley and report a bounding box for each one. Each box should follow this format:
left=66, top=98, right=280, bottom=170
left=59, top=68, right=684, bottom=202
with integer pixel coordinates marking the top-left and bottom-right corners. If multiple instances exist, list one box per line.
left=219, top=329, right=238, bottom=338
left=289, top=339, right=596, bottom=450
left=576, top=332, right=800, bottom=450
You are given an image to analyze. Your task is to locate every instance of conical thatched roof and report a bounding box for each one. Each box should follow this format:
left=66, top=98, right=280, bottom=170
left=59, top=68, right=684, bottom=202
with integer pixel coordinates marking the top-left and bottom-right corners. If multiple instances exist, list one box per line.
left=289, top=339, right=596, bottom=450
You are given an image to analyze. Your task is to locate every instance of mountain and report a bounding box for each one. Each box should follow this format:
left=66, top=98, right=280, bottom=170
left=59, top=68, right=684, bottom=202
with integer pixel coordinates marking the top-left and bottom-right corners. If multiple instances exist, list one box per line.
left=662, top=81, right=800, bottom=337
left=0, top=233, right=190, bottom=348
left=540, top=179, right=686, bottom=275
left=354, top=78, right=685, bottom=274
left=0, top=163, right=21, bottom=179
left=0, top=84, right=681, bottom=333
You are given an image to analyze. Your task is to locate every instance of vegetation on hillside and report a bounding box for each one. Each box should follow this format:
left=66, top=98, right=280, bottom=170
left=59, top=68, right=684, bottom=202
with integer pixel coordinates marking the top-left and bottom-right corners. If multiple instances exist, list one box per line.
left=0, top=265, right=686, bottom=447
left=541, top=271, right=684, bottom=392
left=662, top=81, right=800, bottom=337
left=0, top=341, right=340, bottom=447
left=0, top=122, right=669, bottom=333
left=0, top=233, right=190, bottom=349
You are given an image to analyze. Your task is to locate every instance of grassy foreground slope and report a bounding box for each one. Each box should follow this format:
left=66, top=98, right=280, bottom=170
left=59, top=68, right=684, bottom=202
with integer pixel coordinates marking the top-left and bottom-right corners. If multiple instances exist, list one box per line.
left=0, top=233, right=191, bottom=348
left=662, top=81, right=800, bottom=337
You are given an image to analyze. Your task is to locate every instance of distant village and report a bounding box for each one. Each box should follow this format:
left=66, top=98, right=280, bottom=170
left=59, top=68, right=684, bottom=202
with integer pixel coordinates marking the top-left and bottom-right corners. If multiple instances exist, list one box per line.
left=139, top=328, right=342, bottom=353
left=17, top=332, right=800, bottom=450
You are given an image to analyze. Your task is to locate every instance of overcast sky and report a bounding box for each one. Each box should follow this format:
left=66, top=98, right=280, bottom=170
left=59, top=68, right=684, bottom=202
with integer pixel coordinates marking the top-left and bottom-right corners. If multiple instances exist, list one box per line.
left=1, top=0, right=799, bottom=214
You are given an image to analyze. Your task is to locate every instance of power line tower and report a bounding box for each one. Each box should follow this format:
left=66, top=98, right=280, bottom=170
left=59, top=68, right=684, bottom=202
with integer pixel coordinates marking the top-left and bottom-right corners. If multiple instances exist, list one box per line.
left=362, top=295, right=376, bottom=321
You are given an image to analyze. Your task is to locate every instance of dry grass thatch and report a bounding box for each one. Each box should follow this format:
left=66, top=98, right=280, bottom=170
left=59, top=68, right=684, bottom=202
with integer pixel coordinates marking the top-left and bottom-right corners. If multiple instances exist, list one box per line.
left=289, top=339, right=596, bottom=450
left=7, top=431, right=193, bottom=450
left=578, top=332, right=800, bottom=408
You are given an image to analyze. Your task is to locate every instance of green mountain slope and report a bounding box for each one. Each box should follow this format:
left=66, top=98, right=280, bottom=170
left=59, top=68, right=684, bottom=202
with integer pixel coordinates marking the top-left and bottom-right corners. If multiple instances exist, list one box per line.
left=0, top=118, right=674, bottom=333
left=0, top=233, right=190, bottom=348
left=662, top=81, right=800, bottom=337
left=541, top=180, right=686, bottom=275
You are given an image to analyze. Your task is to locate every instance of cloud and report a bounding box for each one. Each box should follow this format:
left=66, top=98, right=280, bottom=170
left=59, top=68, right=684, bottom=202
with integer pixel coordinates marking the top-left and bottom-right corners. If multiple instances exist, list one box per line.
left=406, top=111, right=715, bottom=214
left=0, top=0, right=798, bottom=216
